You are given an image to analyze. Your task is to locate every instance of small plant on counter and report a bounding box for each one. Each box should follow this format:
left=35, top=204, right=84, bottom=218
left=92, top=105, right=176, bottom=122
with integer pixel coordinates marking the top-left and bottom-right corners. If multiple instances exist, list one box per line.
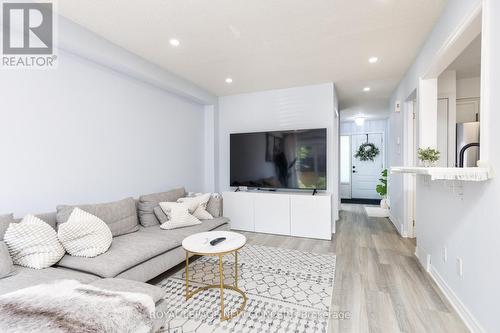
left=418, top=147, right=440, bottom=167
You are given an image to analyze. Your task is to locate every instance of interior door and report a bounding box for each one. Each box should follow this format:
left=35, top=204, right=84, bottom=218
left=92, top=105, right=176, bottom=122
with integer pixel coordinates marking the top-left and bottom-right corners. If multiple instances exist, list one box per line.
left=351, top=133, right=384, bottom=199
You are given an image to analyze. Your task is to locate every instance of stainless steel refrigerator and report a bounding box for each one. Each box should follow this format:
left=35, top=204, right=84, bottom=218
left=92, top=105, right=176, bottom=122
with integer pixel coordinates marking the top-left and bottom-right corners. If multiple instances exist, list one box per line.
left=456, top=122, right=480, bottom=167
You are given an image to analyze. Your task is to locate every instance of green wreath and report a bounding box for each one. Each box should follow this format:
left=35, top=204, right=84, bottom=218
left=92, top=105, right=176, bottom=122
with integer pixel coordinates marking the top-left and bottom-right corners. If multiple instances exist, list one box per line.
left=354, top=142, right=380, bottom=161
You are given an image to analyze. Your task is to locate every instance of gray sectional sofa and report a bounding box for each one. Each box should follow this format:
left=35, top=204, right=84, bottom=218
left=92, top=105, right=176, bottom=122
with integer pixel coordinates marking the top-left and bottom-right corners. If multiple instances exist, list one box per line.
left=0, top=187, right=229, bottom=332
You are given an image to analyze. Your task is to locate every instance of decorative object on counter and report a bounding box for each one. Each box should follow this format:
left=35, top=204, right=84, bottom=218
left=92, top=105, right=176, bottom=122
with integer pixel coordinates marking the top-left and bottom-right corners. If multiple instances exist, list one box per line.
left=354, top=142, right=380, bottom=161
left=418, top=147, right=440, bottom=167
left=376, top=169, right=389, bottom=209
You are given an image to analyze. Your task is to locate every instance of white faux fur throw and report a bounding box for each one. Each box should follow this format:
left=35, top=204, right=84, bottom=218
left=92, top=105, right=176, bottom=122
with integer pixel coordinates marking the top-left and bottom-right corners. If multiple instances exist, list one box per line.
left=0, top=279, right=155, bottom=333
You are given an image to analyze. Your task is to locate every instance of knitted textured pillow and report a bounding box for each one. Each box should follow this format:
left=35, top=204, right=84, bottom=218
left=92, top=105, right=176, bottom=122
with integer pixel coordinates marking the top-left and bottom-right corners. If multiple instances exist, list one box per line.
left=57, top=208, right=112, bottom=258
left=4, top=215, right=65, bottom=269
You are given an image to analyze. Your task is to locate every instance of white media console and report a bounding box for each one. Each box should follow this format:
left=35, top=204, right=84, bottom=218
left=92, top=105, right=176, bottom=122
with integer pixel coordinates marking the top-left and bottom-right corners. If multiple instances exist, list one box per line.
left=223, top=190, right=332, bottom=240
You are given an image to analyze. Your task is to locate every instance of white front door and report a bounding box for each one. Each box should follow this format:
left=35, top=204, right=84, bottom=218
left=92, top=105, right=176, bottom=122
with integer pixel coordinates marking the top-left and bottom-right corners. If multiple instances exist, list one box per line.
left=351, top=133, right=384, bottom=199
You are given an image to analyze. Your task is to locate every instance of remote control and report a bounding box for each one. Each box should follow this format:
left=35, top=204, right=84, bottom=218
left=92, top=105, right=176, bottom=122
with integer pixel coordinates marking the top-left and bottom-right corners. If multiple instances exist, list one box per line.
left=210, top=237, right=226, bottom=246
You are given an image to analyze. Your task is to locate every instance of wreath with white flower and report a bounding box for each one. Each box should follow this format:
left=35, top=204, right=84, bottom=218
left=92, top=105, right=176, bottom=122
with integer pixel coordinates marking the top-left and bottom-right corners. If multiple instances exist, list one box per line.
left=354, top=142, right=380, bottom=161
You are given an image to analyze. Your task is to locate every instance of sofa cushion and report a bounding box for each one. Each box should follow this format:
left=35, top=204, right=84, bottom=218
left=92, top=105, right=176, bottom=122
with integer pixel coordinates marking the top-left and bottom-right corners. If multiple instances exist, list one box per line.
left=57, top=197, right=139, bottom=237
left=0, top=214, right=14, bottom=241
left=58, top=208, right=113, bottom=257
left=90, top=278, right=164, bottom=303
left=158, top=202, right=201, bottom=230
left=153, top=206, right=169, bottom=224
left=12, top=212, right=58, bottom=230
left=4, top=215, right=65, bottom=269
left=0, top=242, right=14, bottom=279
left=141, top=217, right=230, bottom=239
left=178, top=193, right=214, bottom=220
left=207, top=194, right=223, bottom=218
left=56, top=217, right=230, bottom=278
left=0, top=266, right=98, bottom=296
left=137, top=187, right=186, bottom=227
left=56, top=228, right=182, bottom=278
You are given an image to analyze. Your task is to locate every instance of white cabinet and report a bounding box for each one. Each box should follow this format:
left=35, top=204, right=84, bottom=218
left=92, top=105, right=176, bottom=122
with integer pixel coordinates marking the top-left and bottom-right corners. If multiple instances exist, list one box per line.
left=222, top=192, right=254, bottom=231
left=222, top=191, right=332, bottom=240
left=290, top=195, right=331, bottom=239
left=254, top=194, right=290, bottom=235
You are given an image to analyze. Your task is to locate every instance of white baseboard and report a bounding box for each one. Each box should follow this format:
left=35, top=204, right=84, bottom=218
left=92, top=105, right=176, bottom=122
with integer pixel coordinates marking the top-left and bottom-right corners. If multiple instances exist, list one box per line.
left=414, top=246, right=430, bottom=271
left=428, top=265, right=486, bottom=333
left=388, top=211, right=407, bottom=237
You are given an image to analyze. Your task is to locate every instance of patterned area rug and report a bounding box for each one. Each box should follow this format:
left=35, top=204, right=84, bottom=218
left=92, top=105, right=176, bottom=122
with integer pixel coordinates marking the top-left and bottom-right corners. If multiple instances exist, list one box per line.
left=156, top=244, right=336, bottom=333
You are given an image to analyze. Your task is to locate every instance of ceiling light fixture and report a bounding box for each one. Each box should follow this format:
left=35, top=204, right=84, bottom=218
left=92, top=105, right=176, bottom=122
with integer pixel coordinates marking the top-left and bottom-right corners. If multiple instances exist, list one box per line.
left=363, top=87, right=371, bottom=92
left=225, top=77, right=233, bottom=84
left=368, top=56, right=378, bottom=63
left=169, top=39, right=180, bottom=47
left=354, top=117, right=366, bottom=126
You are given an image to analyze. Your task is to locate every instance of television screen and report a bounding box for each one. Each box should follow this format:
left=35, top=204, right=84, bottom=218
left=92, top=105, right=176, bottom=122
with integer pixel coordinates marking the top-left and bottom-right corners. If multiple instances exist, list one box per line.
left=230, top=128, right=327, bottom=190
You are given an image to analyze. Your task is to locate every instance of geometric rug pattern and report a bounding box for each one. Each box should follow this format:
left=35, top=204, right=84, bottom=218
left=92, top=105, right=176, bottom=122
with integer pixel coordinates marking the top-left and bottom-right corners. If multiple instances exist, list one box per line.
left=156, top=245, right=336, bottom=333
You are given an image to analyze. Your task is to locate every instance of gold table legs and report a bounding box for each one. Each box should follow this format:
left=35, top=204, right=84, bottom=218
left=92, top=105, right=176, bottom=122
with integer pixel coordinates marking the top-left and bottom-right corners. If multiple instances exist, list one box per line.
left=185, top=250, right=247, bottom=321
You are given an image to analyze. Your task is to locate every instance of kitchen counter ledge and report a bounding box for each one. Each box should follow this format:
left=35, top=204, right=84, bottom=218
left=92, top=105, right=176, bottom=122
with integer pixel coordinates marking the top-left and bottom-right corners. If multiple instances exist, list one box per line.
left=391, top=166, right=492, bottom=181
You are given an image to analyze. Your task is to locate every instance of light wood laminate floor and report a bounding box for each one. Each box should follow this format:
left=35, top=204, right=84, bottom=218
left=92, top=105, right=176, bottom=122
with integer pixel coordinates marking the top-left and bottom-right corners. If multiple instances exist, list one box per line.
left=239, top=204, right=469, bottom=333
left=153, top=204, right=469, bottom=332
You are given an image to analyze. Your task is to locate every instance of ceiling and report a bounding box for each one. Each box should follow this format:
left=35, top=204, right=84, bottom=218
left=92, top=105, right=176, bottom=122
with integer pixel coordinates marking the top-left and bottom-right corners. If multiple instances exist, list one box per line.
left=340, top=99, right=390, bottom=122
left=56, top=0, right=447, bottom=109
left=446, top=34, right=481, bottom=79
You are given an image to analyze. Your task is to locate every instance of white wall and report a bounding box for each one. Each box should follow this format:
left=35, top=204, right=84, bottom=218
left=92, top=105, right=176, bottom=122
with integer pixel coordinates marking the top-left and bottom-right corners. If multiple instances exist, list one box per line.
left=340, top=119, right=387, bottom=135
left=457, top=77, right=481, bottom=98
left=217, top=83, right=340, bottom=226
left=0, top=18, right=215, bottom=217
left=388, top=0, right=500, bottom=332
left=438, top=70, right=458, bottom=166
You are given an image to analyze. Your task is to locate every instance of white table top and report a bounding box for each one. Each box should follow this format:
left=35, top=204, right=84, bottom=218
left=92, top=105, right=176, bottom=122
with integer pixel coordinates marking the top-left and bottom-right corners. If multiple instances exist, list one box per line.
left=182, top=231, right=246, bottom=254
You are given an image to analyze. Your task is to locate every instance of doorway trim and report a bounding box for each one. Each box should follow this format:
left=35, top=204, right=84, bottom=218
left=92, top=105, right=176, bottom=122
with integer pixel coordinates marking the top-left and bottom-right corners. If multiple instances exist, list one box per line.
left=404, top=91, right=417, bottom=238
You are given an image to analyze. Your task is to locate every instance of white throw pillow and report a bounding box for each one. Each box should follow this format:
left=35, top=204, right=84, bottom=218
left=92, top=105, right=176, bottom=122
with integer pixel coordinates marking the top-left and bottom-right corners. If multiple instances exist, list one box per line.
left=4, top=215, right=65, bottom=269
left=177, top=193, right=213, bottom=220
left=159, top=202, right=201, bottom=230
left=57, top=208, right=112, bottom=258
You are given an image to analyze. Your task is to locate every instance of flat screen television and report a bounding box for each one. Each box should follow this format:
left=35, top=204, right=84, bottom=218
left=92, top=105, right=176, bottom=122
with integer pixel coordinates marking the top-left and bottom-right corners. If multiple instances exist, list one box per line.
left=230, top=128, right=327, bottom=190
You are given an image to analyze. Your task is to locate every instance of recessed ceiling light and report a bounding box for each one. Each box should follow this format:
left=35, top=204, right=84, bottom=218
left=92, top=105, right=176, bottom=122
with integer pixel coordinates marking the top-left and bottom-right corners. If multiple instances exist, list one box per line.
left=225, top=77, right=233, bottom=84
left=363, top=87, right=371, bottom=92
left=368, top=56, right=378, bottom=63
left=354, top=117, right=366, bottom=126
left=169, top=39, right=180, bottom=47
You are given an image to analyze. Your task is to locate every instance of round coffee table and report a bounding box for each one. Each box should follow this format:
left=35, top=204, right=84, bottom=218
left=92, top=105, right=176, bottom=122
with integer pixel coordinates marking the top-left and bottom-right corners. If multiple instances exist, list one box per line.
left=182, top=231, right=247, bottom=321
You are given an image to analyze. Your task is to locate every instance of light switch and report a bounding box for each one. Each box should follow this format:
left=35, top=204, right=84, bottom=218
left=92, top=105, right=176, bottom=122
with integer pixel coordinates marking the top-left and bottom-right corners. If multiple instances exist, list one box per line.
left=395, top=100, right=401, bottom=112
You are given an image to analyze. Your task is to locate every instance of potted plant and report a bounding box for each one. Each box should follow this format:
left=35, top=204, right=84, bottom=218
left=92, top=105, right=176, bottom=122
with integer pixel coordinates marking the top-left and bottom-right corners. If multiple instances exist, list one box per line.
left=376, top=169, right=389, bottom=209
left=418, top=147, right=440, bottom=167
